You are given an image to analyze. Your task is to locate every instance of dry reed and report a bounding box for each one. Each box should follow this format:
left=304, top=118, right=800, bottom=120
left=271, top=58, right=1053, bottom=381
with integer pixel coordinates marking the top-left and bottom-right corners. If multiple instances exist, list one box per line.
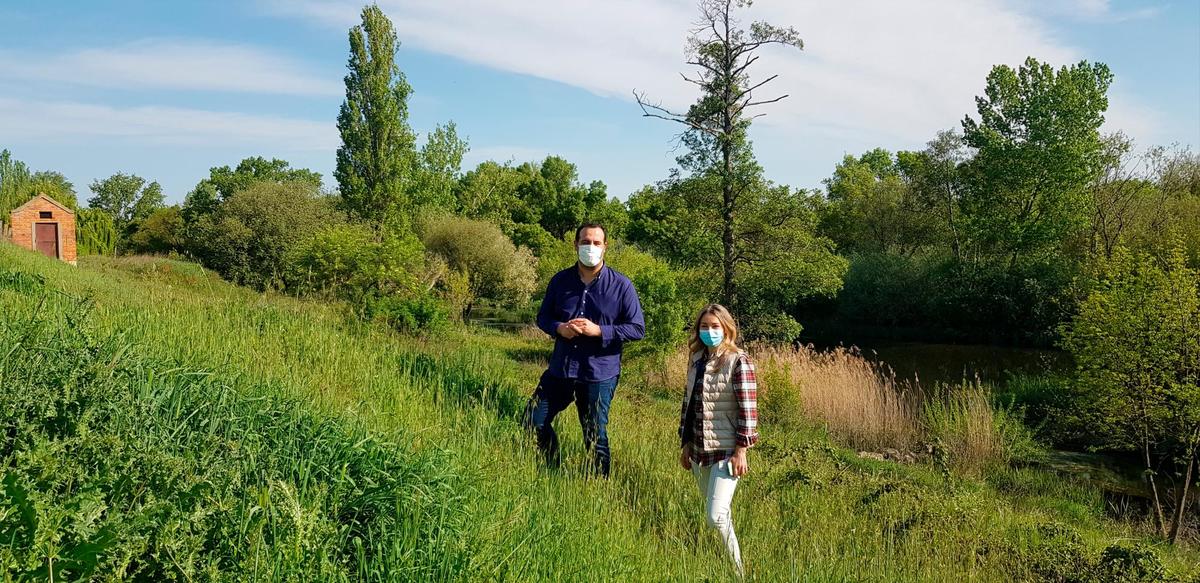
left=642, top=342, right=1010, bottom=470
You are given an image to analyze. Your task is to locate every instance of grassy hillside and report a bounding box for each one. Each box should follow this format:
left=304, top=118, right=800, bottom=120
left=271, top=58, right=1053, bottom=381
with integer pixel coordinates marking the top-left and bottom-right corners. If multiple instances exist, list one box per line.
left=1, top=244, right=1196, bottom=582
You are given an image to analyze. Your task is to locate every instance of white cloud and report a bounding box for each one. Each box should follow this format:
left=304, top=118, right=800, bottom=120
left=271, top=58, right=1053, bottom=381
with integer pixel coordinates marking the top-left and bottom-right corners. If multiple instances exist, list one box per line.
left=0, top=98, right=337, bottom=150
left=0, top=39, right=340, bottom=96
left=267, top=3, right=1104, bottom=140
left=1026, top=0, right=1163, bottom=22
left=268, top=0, right=1170, bottom=158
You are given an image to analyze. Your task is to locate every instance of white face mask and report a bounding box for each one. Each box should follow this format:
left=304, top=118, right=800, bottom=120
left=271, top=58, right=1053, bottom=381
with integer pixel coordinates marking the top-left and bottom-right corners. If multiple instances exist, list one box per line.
left=578, top=244, right=604, bottom=267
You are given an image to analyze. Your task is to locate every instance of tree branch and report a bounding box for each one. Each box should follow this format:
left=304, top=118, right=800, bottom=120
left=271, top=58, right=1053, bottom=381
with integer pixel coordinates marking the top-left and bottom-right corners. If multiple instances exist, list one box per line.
left=634, top=90, right=721, bottom=137
left=744, top=94, right=789, bottom=108
left=733, top=74, right=779, bottom=102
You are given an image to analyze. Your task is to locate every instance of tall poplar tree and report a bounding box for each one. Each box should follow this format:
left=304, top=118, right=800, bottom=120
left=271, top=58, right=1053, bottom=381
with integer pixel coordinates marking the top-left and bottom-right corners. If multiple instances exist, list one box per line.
left=335, top=4, right=417, bottom=226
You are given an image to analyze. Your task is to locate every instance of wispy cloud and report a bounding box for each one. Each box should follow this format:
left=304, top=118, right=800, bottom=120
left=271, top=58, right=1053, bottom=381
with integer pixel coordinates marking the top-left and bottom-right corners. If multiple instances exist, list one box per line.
left=0, top=39, right=340, bottom=96
left=267, top=0, right=1166, bottom=157
left=0, top=98, right=337, bottom=150
left=1030, top=0, right=1164, bottom=22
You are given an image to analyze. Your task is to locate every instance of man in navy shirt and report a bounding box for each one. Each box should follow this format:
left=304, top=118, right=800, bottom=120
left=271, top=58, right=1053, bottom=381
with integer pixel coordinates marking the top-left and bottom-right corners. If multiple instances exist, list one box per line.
left=531, top=223, right=645, bottom=477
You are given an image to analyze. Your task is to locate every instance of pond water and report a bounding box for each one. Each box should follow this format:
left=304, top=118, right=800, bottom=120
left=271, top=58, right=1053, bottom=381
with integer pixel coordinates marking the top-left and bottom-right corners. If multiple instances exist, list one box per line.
left=800, top=336, right=1071, bottom=388
left=470, top=307, right=1072, bottom=389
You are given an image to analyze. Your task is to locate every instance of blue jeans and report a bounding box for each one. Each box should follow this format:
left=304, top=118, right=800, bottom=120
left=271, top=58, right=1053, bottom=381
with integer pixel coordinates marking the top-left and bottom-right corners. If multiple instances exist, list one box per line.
left=528, top=371, right=619, bottom=477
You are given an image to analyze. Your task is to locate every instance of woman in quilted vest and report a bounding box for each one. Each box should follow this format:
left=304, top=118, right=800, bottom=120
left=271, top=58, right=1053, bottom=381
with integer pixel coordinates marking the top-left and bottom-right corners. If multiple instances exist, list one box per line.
left=677, top=303, right=758, bottom=577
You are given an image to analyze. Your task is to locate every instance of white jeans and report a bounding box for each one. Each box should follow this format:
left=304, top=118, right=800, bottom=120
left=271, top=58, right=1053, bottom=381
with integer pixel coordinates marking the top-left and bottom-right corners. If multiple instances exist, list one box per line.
left=692, top=458, right=743, bottom=576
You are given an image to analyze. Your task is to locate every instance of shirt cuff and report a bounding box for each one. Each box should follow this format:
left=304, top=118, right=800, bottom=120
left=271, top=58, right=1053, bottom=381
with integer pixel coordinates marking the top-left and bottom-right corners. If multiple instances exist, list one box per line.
left=735, top=433, right=758, bottom=448
left=600, top=324, right=615, bottom=346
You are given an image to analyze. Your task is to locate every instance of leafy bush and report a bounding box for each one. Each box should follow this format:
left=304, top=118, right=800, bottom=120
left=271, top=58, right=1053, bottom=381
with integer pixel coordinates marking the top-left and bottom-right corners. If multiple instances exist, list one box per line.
left=421, top=214, right=537, bottom=318
left=287, top=223, right=427, bottom=300
left=606, top=243, right=696, bottom=353
left=187, top=180, right=340, bottom=289
left=128, top=206, right=185, bottom=254
left=1014, top=524, right=1184, bottom=583
left=363, top=293, right=449, bottom=334
left=1059, top=244, right=1200, bottom=542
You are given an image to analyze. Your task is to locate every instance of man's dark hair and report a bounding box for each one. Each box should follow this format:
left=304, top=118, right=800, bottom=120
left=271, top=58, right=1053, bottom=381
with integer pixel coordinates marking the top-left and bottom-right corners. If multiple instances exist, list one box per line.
left=575, top=222, right=606, bottom=243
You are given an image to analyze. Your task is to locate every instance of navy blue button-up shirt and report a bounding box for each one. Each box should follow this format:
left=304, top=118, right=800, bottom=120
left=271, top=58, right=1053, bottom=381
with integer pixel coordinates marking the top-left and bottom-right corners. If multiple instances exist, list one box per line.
left=536, top=264, right=645, bottom=382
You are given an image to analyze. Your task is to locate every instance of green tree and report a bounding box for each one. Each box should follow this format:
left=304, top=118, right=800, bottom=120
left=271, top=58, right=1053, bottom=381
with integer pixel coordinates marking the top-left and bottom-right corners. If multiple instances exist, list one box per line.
left=182, top=157, right=322, bottom=225
left=189, top=181, right=340, bottom=289
left=206, top=157, right=322, bottom=201
left=27, top=171, right=78, bottom=208
left=626, top=173, right=721, bottom=265
left=517, top=156, right=595, bottom=238
left=897, top=130, right=970, bottom=259
left=413, top=121, right=468, bottom=210
left=635, top=0, right=802, bottom=307
left=129, top=206, right=185, bottom=254
left=455, top=160, right=530, bottom=227
left=1, top=152, right=79, bottom=225
left=819, top=148, right=942, bottom=256
left=335, top=4, right=417, bottom=226
left=75, top=207, right=119, bottom=256
left=1124, top=145, right=1200, bottom=268
left=1, top=149, right=33, bottom=225
left=961, top=57, right=1113, bottom=262
left=181, top=181, right=221, bottom=225
left=87, top=172, right=165, bottom=230
left=1060, top=245, right=1200, bottom=543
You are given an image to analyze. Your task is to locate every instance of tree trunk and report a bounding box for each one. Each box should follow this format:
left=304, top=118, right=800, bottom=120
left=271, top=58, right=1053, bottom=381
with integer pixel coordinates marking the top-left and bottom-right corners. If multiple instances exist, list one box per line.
left=719, top=4, right=736, bottom=310
left=945, top=184, right=961, bottom=261
left=1168, top=435, right=1198, bottom=544
left=1144, top=437, right=1169, bottom=538
left=722, top=142, right=736, bottom=309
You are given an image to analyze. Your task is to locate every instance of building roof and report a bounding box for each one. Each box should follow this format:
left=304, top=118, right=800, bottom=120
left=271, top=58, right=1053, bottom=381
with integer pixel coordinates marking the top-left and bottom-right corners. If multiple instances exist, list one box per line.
left=11, top=193, right=75, bottom=216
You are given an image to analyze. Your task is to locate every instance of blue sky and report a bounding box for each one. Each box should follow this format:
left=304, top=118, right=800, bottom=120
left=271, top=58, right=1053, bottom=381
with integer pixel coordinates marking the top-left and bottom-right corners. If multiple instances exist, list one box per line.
left=1, top=0, right=1197, bottom=205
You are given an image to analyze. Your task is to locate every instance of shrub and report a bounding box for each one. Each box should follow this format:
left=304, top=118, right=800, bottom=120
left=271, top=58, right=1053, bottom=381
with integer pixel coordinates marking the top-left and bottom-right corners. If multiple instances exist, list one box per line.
left=1059, top=244, right=1200, bottom=542
left=923, top=382, right=1043, bottom=474
left=287, top=223, right=427, bottom=301
left=1015, top=524, right=1183, bottom=583
left=606, top=243, right=696, bottom=353
left=187, top=181, right=340, bottom=289
left=363, top=293, right=449, bottom=334
left=128, top=206, right=185, bottom=254
left=421, top=214, right=537, bottom=319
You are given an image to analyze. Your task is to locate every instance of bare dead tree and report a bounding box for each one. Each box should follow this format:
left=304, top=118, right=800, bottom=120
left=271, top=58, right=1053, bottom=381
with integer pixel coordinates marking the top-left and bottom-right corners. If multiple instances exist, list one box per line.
left=634, top=0, right=801, bottom=307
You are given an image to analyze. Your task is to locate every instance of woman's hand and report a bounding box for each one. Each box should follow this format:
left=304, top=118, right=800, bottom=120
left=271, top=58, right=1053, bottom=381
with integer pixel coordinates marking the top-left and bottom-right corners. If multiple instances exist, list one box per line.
left=729, top=447, right=749, bottom=477
left=679, top=444, right=692, bottom=470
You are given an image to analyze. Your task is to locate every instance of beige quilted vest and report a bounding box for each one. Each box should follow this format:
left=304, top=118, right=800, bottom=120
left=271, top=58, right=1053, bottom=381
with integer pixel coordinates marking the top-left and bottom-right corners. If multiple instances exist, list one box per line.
left=683, top=349, right=746, bottom=453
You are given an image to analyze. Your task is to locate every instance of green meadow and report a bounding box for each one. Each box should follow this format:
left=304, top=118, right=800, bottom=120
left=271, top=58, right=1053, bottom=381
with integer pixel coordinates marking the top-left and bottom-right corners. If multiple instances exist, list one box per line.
left=3, top=243, right=1197, bottom=582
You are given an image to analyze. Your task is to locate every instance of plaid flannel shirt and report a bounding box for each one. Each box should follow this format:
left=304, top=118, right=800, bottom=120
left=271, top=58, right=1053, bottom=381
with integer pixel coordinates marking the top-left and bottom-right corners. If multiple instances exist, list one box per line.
left=679, top=352, right=759, bottom=466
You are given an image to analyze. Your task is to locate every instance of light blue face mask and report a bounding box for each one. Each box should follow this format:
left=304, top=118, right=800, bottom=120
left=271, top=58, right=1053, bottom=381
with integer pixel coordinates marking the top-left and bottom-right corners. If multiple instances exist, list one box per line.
left=699, top=328, right=724, bottom=348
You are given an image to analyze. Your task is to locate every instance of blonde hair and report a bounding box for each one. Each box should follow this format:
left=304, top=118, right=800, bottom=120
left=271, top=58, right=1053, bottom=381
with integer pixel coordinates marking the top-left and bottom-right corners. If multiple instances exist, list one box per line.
left=688, top=303, right=740, bottom=362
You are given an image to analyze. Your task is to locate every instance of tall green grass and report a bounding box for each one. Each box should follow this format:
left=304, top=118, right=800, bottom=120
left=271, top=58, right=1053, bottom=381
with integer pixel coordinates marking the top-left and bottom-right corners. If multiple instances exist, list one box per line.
left=2, top=246, right=1197, bottom=581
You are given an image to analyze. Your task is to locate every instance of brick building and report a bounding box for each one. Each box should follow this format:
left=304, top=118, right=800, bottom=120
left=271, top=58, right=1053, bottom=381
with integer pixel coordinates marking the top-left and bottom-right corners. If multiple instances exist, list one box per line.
left=9, top=194, right=76, bottom=265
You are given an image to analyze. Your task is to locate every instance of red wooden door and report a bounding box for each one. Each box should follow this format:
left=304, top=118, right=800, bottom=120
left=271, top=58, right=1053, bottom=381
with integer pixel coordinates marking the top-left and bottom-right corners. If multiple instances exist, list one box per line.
left=34, top=222, right=59, bottom=259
